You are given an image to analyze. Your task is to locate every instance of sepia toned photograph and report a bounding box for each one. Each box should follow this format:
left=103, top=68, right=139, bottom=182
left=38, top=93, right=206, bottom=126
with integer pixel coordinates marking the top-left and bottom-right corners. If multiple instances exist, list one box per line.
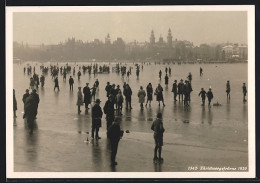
left=6, top=6, right=255, bottom=178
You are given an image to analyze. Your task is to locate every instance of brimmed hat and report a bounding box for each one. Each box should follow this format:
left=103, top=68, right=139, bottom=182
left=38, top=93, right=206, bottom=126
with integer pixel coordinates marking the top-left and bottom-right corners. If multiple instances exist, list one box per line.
left=26, top=89, right=29, bottom=92
left=95, top=99, right=101, bottom=103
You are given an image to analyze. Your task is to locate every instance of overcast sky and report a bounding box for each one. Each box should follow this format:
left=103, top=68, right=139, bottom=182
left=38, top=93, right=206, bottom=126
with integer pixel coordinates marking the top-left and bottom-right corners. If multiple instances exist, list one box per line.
left=13, top=11, right=247, bottom=46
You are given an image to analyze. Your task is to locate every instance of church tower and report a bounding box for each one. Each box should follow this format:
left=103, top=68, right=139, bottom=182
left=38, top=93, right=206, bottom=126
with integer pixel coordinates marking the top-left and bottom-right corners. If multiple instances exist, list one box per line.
left=105, top=33, right=111, bottom=45
left=150, top=30, right=155, bottom=45
left=167, top=28, right=173, bottom=47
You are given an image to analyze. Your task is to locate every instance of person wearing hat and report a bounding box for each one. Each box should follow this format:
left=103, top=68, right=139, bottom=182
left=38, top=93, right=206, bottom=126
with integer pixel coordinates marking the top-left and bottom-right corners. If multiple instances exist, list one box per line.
left=22, top=89, right=30, bottom=112
left=107, top=117, right=124, bottom=166
left=226, top=80, right=231, bottom=100
left=91, top=99, right=103, bottom=140
left=155, top=84, right=165, bottom=107
left=76, top=87, right=83, bottom=114
left=105, top=82, right=112, bottom=98
left=207, top=88, right=214, bottom=106
left=54, top=76, right=60, bottom=91
left=151, top=112, right=165, bottom=163
left=138, top=86, right=146, bottom=109
left=242, top=83, right=247, bottom=101
left=198, top=88, right=207, bottom=106
left=83, top=83, right=91, bottom=110
left=146, top=83, right=153, bottom=106
left=103, top=95, right=115, bottom=136
left=178, top=79, right=184, bottom=101
left=171, top=80, right=178, bottom=101
left=123, top=84, right=133, bottom=110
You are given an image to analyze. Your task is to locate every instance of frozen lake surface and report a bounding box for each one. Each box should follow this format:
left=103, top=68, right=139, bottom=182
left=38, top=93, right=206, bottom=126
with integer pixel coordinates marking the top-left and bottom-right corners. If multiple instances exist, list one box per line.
left=12, top=61, right=248, bottom=173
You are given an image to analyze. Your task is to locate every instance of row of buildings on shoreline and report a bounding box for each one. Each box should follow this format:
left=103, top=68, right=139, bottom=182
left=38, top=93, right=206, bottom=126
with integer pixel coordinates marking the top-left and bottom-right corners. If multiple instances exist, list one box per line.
left=13, top=29, right=248, bottom=63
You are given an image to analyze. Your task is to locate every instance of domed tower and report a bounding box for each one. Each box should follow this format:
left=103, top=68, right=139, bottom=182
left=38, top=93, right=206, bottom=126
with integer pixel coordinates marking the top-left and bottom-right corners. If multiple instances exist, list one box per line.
left=105, top=33, right=111, bottom=45
left=150, top=30, right=155, bottom=45
left=167, top=28, right=173, bottom=47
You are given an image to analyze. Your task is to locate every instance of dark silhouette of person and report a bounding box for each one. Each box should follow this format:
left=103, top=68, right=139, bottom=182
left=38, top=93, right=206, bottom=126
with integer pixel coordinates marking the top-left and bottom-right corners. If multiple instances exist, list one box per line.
left=123, top=84, right=132, bottom=110
left=200, top=67, right=203, bottom=76
left=13, top=89, right=17, bottom=118
left=105, top=82, right=112, bottom=98
left=107, top=117, right=124, bottom=166
left=155, top=84, right=165, bottom=107
left=83, top=83, right=91, bottom=110
left=207, top=88, right=214, bottom=105
left=54, top=77, right=60, bottom=91
left=226, top=80, right=231, bottom=100
left=22, top=89, right=30, bottom=112
left=69, top=76, right=74, bottom=91
left=91, top=99, right=103, bottom=140
left=242, top=83, right=247, bottom=101
left=146, top=83, right=153, bottom=106
left=159, top=70, right=162, bottom=80
left=103, top=95, right=115, bottom=136
left=40, top=75, right=45, bottom=87
left=178, top=79, right=184, bottom=101
left=151, top=112, right=165, bottom=163
left=171, top=80, right=178, bottom=101
left=77, top=70, right=81, bottom=80
left=198, top=88, right=207, bottom=106
left=165, top=74, right=169, bottom=86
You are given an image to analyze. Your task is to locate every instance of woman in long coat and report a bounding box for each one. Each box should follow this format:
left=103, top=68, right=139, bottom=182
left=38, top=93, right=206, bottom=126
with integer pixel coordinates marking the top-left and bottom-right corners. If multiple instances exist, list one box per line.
left=155, top=84, right=165, bottom=107
left=138, top=86, right=146, bottom=109
left=146, top=83, right=153, bottom=106
left=76, top=87, right=84, bottom=114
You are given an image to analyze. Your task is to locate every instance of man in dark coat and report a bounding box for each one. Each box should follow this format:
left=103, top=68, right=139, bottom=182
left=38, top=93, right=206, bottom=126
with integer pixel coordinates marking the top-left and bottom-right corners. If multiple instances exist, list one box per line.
left=178, top=79, right=184, bottom=101
left=207, top=88, right=214, bottom=105
left=40, top=75, right=45, bottom=87
left=24, top=89, right=40, bottom=134
left=164, top=74, right=169, bottom=86
left=69, top=76, right=74, bottom=91
left=107, top=117, right=124, bottom=166
left=22, top=89, right=30, bottom=112
left=242, top=83, right=247, bottom=101
left=198, top=88, right=206, bottom=106
left=151, top=112, right=165, bottom=163
left=105, top=82, right=112, bottom=98
left=83, top=83, right=91, bottom=109
left=54, top=77, right=60, bottom=91
left=171, top=80, right=178, bottom=101
left=103, top=95, right=115, bottom=136
left=91, top=99, right=103, bottom=140
left=123, top=84, right=132, bottom=110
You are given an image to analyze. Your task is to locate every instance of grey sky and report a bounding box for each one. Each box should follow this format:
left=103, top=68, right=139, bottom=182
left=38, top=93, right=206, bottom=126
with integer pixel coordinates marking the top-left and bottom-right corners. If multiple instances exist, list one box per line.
left=13, top=11, right=247, bottom=46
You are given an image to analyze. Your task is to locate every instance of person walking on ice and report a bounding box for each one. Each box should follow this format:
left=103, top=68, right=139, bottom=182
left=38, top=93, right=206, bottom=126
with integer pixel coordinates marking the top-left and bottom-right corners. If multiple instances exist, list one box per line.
left=151, top=112, right=165, bottom=163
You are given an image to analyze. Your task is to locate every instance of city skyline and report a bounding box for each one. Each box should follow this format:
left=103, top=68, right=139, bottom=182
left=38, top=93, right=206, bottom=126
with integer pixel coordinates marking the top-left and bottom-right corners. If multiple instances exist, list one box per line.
left=13, top=11, right=247, bottom=46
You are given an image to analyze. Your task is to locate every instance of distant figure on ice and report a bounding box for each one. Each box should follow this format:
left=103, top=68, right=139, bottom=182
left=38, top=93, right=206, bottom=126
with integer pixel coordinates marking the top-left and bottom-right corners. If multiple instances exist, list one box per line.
left=187, top=72, right=192, bottom=84
left=40, top=75, right=45, bottom=87
left=159, top=70, right=162, bottom=80
left=242, top=83, right=247, bottom=102
left=151, top=112, right=165, bottom=163
left=76, top=87, right=83, bottom=114
left=63, top=70, right=67, bottom=81
left=83, top=83, right=91, bottom=110
left=104, top=95, right=115, bottom=136
left=169, top=67, right=171, bottom=75
left=178, top=79, right=184, bottom=101
left=137, top=86, right=146, bottom=110
left=91, top=99, right=103, bottom=140
left=171, top=80, right=178, bottom=101
left=164, top=74, right=169, bottom=86
left=13, top=89, right=17, bottom=118
left=123, top=84, right=132, bottom=110
left=200, top=67, right=203, bottom=76
left=91, top=84, right=97, bottom=101
left=77, top=70, right=81, bottom=80
left=146, top=83, right=153, bottom=106
left=155, top=84, right=165, bottom=107
left=198, top=88, right=206, bottom=106
left=69, top=76, right=74, bottom=91
left=207, top=88, right=214, bottom=106
left=165, top=67, right=168, bottom=74
left=54, top=77, right=60, bottom=91
left=226, top=80, right=231, bottom=100
left=107, top=117, right=124, bottom=166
